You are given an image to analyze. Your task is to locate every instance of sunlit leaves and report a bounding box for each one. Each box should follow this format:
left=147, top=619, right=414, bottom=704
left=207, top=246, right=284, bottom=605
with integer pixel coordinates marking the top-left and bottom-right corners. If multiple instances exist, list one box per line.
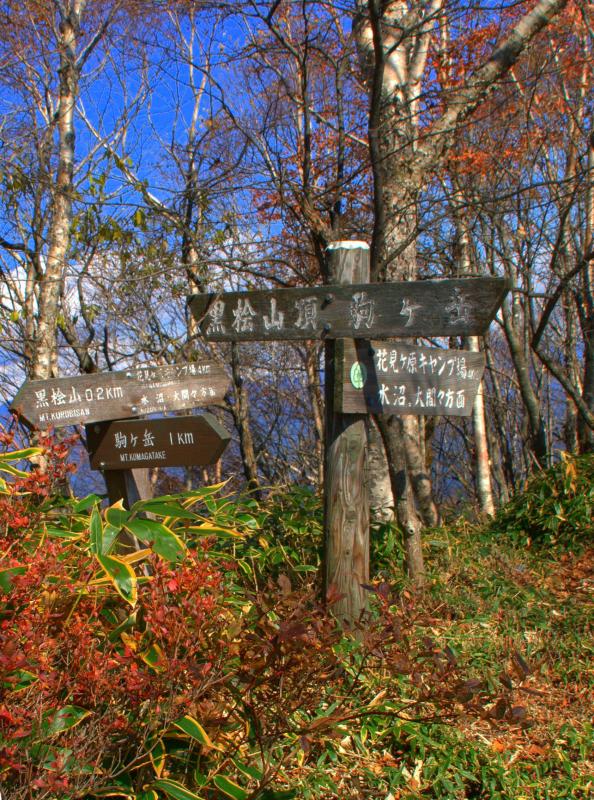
left=172, top=715, right=219, bottom=750
left=96, top=553, right=138, bottom=606
left=39, top=705, right=91, bottom=739
left=152, top=779, right=205, bottom=800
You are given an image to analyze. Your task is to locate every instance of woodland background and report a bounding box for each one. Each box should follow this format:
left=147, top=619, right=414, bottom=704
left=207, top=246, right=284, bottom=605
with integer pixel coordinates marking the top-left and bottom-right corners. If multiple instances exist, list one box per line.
left=0, top=0, right=593, bottom=537
left=0, top=3, right=593, bottom=798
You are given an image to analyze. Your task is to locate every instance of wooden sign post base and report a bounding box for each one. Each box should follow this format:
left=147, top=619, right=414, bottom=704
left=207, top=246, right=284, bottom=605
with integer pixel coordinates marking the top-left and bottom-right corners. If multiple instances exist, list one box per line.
left=102, top=467, right=154, bottom=509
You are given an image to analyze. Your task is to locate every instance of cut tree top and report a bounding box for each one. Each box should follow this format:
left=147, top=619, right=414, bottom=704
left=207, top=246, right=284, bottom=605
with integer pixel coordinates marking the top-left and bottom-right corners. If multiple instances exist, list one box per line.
left=189, top=277, right=509, bottom=341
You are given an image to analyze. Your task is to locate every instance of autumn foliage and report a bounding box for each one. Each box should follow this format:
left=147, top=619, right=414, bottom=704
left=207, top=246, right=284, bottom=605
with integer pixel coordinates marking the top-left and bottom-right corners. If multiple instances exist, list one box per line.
left=0, top=437, right=542, bottom=800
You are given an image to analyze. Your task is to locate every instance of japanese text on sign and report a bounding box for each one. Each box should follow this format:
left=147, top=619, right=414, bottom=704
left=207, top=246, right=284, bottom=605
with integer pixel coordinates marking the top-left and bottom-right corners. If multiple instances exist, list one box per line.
left=336, top=340, right=486, bottom=417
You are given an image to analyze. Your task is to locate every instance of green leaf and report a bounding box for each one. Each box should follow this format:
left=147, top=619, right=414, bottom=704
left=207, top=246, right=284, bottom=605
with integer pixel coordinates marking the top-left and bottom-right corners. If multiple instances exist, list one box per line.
left=0, top=462, right=29, bottom=477
left=140, top=642, right=167, bottom=672
left=43, top=526, right=83, bottom=540
left=232, top=758, right=263, bottom=781
left=3, top=668, right=38, bottom=692
left=152, top=779, right=205, bottom=800
left=148, top=735, right=166, bottom=777
left=0, top=446, right=43, bottom=462
left=29, top=742, right=73, bottom=771
left=0, top=565, right=26, bottom=592
left=39, top=705, right=91, bottom=739
left=123, top=517, right=161, bottom=541
left=92, top=787, right=135, bottom=799
left=172, top=715, right=217, bottom=748
left=107, top=610, right=138, bottom=642
left=90, top=506, right=103, bottom=555
left=106, top=501, right=129, bottom=528
left=125, top=519, right=186, bottom=562
left=138, top=792, right=158, bottom=800
left=133, top=207, right=146, bottom=228
left=132, top=500, right=197, bottom=520
left=186, top=524, right=244, bottom=540
left=213, top=775, right=248, bottom=800
left=97, top=554, right=137, bottom=605
left=74, top=493, right=103, bottom=512
left=103, top=523, right=120, bottom=554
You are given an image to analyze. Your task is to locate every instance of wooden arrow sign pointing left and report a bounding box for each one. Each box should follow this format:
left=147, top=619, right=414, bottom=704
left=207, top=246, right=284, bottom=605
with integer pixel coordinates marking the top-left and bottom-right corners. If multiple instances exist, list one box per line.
left=85, top=414, right=231, bottom=470
left=11, top=362, right=229, bottom=429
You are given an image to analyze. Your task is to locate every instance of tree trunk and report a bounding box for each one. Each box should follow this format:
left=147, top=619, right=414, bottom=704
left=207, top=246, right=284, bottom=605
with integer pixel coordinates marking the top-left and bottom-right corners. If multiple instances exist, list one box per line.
left=502, top=293, right=548, bottom=466
left=230, top=342, right=261, bottom=499
left=375, top=415, right=425, bottom=585
left=302, top=341, right=325, bottom=486
left=31, top=3, right=83, bottom=380
left=578, top=130, right=594, bottom=452
left=402, top=415, right=440, bottom=527
left=367, top=418, right=394, bottom=522
left=468, top=337, right=495, bottom=515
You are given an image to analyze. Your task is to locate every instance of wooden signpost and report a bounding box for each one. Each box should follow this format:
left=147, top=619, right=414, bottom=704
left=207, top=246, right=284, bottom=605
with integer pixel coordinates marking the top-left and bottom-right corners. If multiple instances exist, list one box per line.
left=10, top=362, right=229, bottom=429
left=189, top=244, right=509, bottom=626
left=11, top=244, right=507, bottom=619
left=335, top=340, right=485, bottom=416
left=189, top=277, right=508, bottom=341
left=11, top=363, right=231, bottom=510
left=86, top=414, right=231, bottom=470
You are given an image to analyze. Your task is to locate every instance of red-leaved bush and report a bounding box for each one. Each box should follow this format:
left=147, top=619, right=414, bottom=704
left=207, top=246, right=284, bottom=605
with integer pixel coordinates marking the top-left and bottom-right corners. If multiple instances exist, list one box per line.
left=0, top=435, right=520, bottom=800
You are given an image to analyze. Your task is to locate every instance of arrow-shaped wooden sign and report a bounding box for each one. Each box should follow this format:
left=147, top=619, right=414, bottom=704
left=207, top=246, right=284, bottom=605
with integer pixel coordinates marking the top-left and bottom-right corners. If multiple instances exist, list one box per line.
left=335, top=340, right=486, bottom=416
left=85, top=414, right=231, bottom=470
left=189, top=277, right=508, bottom=341
left=11, top=362, right=230, bottom=429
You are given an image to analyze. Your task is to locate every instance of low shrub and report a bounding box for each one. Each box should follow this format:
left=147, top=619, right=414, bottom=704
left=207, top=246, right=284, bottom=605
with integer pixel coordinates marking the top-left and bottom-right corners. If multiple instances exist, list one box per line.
left=492, top=454, right=594, bottom=546
left=0, top=438, right=547, bottom=800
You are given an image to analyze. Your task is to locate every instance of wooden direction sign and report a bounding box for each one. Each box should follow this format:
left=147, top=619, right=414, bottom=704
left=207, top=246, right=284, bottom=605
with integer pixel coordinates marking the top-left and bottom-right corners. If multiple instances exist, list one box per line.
left=335, top=340, right=486, bottom=416
left=86, top=414, right=231, bottom=470
left=11, top=362, right=230, bottom=429
left=189, top=277, right=508, bottom=342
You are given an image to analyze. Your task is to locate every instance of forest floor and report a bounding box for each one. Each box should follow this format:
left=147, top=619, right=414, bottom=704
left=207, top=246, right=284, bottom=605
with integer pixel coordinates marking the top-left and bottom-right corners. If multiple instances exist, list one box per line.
left=397, top=524, right=594, bottom=799
left=2, top=452, right=592, bottom=800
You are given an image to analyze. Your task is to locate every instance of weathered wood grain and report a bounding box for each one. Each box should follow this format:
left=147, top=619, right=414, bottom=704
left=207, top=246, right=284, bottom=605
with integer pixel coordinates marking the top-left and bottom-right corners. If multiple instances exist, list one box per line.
left=189, top=277, right=509, bottom=341
left=11, top=362, right=230, bottom=429
left=324, top=243, right=370, bottom=627
left=86, top=414, right=231, bottom=470
left=335, top=340, right=486, bottom=416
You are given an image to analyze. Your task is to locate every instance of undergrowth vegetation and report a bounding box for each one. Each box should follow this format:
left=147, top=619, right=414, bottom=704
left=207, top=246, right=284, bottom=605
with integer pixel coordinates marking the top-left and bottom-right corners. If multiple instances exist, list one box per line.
left=1, top=437, right=592, bottom=799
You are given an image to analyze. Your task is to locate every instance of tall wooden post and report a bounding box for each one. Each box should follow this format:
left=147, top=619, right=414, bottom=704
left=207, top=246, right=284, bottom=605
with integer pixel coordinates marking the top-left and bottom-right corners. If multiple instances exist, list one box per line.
left=103, top=467, right=153, bottom=508
left=323, top=242, right=370, bottom=626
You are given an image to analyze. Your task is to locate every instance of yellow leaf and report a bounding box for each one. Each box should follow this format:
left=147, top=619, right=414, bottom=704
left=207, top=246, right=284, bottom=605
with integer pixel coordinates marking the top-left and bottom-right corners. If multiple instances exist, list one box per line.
left=121, top=632, right=138, bottom=652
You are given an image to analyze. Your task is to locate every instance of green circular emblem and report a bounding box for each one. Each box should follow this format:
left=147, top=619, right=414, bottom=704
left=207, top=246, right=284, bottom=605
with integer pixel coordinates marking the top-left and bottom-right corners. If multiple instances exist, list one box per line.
left=350, top=361, right=367, bottom=390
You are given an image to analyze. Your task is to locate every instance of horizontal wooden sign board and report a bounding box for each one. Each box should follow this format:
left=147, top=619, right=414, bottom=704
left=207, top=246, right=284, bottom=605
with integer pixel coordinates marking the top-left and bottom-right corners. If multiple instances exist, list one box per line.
left=85, top=414, right=231, bottom=470
left=189, top=277, right=508, bottom=342
left=335, top=340, right=486, bottom=416
left=11, top=362, right=230, bottom=429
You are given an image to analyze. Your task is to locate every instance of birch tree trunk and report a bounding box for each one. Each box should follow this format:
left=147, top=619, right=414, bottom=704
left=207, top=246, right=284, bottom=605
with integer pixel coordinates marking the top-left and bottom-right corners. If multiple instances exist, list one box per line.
left=468, top=337, right=495, bottom=515
left=353, top=0, right=568, bottom=579
left=31, top=2, right=85, bottom=380
left=449, top=177, right=496, bottom=515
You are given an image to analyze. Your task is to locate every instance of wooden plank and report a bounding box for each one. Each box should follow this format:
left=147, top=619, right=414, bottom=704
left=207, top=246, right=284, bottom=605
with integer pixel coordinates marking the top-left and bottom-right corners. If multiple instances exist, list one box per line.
left=323, top=242, right=370, bottom=627
left=11, top=362, right=230, bottom=429
left=189, top=277, right=509, bottom=341
left=335, top=340, right=485, bottom=416
left=86, top=414, right=231, bottom=470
